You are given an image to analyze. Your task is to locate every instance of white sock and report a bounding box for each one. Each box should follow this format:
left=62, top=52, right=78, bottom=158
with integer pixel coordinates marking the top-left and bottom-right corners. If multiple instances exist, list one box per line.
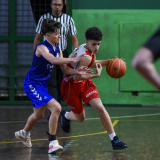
left=65, top=112, right=69, bottom=120
left=109, top=132, right=116, bottom=140
left=23, top=129, right=29, bottom=137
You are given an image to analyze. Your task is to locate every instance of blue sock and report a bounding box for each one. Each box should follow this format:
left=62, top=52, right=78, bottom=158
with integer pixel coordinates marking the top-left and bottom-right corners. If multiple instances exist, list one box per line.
left=46, top=132, right=56, bottom=142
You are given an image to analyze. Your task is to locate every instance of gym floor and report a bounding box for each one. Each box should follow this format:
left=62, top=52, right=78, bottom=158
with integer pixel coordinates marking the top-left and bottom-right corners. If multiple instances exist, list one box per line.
left=0, top=105, right=160, bottom=160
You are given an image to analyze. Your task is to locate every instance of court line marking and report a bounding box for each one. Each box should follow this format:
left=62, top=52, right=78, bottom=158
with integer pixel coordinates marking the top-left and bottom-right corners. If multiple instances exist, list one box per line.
left=120, top=120, right=160, bottom=121
left=85, top=113, right=160, bottom=120
left=50, top=140, right=75, bottom=158
left=1, top=112, right=160, bottom=124
left=0, top=120, right=47, bottom=123
left=0, top=120, right=119, bottom=144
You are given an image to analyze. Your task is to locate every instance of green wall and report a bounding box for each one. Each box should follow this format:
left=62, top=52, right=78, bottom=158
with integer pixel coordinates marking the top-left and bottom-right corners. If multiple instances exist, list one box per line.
left=72, top=9, right=160, bottom=105
left=72, top=0, right=160, bottom=9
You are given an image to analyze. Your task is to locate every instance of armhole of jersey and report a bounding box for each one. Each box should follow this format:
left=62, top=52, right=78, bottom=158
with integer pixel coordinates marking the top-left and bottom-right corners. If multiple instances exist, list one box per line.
left=34, top=44, right=45, bottom=58
left=88, top=54, right=95, bottom=68
left=58, top=45, right=62, bottom=58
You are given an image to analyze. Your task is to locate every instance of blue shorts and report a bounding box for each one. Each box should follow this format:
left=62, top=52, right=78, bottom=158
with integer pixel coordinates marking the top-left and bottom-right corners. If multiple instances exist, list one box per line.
left=24, top=84, right=53, bottom=108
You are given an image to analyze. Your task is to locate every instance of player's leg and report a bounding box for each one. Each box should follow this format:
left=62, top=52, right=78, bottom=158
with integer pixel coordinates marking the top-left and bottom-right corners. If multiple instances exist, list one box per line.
left=60, top=80, right=85, bottom=133
left=89, top=98, right=127, bottom=150
left=15, top=105, right=46, bottom=148
left=60, top=103, right=85, bottom=133
left=24, top=106, right=46, bottom=132
left=46, top=99, right=61, bottom=135
left=132, top=29, right=160, bottom=89
left=132, top=47, right=160, bottom=89
left=89, top=98, right=114, bottom=134
left=65, top=110, right=85, bottom=122
left=46, top=98, right=63, bottom=153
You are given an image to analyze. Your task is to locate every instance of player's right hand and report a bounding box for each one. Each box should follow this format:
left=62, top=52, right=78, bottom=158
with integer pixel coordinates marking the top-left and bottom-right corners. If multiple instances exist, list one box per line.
left=96, top=63, right=102, bottom=76
left=73, top=54, right=85, bottom=63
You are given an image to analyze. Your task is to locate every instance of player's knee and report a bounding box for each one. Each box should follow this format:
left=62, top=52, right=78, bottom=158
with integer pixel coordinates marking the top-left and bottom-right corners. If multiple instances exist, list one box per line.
left=51, top=103, right=61, bottom=115
left=132, top=57, right=141, bottom=69
left=78, top=116, right=85, bottom=122
left=96, top=106, right=105, bottom=114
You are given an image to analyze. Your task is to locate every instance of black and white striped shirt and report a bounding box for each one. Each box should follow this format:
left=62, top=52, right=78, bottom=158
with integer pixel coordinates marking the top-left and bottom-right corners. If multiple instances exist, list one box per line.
left=36, top=13, right=77, bottom=51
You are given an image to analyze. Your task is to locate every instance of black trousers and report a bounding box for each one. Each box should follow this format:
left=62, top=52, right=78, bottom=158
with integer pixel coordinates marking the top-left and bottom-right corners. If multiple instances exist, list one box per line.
left=47, top=49, right=68, bottom=104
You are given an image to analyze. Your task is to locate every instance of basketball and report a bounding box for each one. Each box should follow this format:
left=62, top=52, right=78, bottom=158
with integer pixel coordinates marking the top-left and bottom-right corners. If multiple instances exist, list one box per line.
left=106, top=57, right=127, bottom=78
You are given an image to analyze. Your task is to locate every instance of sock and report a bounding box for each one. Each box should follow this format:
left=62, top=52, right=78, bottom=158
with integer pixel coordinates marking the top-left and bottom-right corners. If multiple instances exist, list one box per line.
left=46, top=132, right=56, bottom=142
left=22, top=129, right=29, bottom=137
left=109, top=132, right=116, bottom=140
left=64, top=112, right=69, bottom=120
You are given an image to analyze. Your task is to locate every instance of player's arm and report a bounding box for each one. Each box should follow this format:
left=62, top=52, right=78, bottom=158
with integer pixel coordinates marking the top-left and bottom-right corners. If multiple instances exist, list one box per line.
left=91, top=56, right=125, bottom=68
left=33, top=33, right=42, bottom=51
left=56, top=46, right=91, bottom=75
left=70, top=34, right=79, bottom=49
left=91, top=59, right=111, bottom=68
left=36, top=45, right=84, bottom=65
left=73, top=56, right=102, bottom=81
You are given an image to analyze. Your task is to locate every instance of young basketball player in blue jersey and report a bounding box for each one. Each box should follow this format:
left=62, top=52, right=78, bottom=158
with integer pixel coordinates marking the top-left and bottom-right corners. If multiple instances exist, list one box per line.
left=15, top=18, right=91, bottom=154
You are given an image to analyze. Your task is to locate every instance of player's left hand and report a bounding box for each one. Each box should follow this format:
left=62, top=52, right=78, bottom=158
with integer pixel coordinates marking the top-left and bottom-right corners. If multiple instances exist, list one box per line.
left=73, top=54, right=85, bottom=63
left=76, top=66, right=93, bottom=77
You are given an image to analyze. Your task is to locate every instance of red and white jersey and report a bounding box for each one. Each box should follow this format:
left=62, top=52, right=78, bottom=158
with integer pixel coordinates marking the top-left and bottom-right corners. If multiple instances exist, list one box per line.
left=64, top=43, right=95, bottom=82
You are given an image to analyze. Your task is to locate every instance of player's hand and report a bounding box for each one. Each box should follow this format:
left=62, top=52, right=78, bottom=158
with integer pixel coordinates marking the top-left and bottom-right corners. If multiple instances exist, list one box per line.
left=76, top=66, right=93, bottom=77
left=96, top=63, right=102, bottom=76
left=73, top=54, right=85, bottom=63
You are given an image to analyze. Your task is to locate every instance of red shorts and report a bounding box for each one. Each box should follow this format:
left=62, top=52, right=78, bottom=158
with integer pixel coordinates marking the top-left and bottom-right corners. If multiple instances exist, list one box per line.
left=61, top=79, right=100, bottom=114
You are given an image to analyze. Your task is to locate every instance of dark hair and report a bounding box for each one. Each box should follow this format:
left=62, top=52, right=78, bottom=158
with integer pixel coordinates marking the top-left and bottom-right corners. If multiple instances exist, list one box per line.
left=41, top=18, right=62, bottom=35
left=51, top=0, right=63, bottom=4
left=85, top=27, right=103, bottom=41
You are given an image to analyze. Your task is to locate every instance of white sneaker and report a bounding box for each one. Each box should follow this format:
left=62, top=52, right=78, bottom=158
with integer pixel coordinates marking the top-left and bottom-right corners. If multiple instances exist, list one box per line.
left=15, top=130, right=32, bottom=147
left=48, top=140, right=63, bottom=153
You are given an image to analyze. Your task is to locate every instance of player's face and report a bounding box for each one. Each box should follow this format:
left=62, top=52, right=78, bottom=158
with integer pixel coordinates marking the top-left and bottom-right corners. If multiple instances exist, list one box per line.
left=47, top=29, right=61, bottom=44
left=86, top=40, right=101, bottom=53
left=51, top=0, right=63, bottom=16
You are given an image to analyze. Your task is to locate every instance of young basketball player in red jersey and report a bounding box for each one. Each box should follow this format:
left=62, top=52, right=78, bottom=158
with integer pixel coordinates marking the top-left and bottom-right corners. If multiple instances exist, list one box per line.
left=60, top=27, right=127, bottom=150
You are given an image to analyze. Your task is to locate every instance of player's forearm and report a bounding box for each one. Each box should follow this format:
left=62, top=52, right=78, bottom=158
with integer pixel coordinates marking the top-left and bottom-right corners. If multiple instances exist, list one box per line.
left=60, top=64, right=77, bottom=75
left=71, top=35, right=79, bottom=49
left=33, top=40, right=40, bottom=51
left=51, top=57, right=75, bottom=65
left=73, top=74, right=99, bottom=81
left=33, top=36, right=41, bottom=51
left=92, top=59, right=111, bottom=68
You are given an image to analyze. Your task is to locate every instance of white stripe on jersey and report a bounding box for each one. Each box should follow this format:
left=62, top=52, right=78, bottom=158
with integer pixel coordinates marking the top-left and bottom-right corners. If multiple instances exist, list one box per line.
left=36, top=13, right=77, bottom=51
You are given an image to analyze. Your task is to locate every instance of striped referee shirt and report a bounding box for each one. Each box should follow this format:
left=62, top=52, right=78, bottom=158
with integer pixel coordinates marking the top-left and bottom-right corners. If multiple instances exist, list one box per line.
left=36, top=13, right=77, bottom=51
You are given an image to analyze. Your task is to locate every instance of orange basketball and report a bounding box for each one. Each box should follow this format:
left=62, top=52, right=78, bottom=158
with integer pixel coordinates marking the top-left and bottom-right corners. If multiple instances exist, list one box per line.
left=106, top=57, right=127, bottom=78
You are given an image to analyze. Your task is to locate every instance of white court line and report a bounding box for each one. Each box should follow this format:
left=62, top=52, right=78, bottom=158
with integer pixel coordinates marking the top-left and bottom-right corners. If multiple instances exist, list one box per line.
left=0, top=120, right=47, bottom=124
left=1, top=113, right=160, bottom=123
left=85, top=113, right=160, bottom=120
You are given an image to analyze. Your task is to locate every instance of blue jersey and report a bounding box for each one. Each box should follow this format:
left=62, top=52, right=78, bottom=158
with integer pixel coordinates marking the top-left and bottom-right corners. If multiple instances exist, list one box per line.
left=24, top=40, right=60, bottom=87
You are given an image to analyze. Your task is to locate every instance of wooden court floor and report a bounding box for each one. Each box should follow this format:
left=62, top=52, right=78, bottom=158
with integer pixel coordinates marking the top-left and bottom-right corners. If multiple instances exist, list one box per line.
left=0, top=105, right=160, bottom=160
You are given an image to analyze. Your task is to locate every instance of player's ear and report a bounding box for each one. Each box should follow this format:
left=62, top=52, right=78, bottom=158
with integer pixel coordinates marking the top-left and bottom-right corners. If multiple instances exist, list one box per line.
left=46, top=33, right=50, bottom=39
left=86, top=40, right=88, bottom=44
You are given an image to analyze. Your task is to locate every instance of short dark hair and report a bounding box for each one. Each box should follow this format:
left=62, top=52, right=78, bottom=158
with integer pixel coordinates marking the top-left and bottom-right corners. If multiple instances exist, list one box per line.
left=41, top=18, right=62, bottom=35
left=85, top=27, right=103, bottom=41
left=51, top=0, right=63, bottom=4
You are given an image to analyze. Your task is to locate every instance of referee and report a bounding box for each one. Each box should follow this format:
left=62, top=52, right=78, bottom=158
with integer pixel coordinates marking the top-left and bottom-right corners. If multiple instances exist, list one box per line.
left=33, top=0, right=79, bottom=105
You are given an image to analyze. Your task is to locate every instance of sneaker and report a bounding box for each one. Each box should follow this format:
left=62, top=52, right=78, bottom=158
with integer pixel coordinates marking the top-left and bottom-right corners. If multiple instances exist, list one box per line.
left=15, top=130, right=32, bottom=147
left=60, top=110, right=70, bottom=133
left=48, top=140, right=63, bottom=154
left=111, top=136, right=127, bottom=150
